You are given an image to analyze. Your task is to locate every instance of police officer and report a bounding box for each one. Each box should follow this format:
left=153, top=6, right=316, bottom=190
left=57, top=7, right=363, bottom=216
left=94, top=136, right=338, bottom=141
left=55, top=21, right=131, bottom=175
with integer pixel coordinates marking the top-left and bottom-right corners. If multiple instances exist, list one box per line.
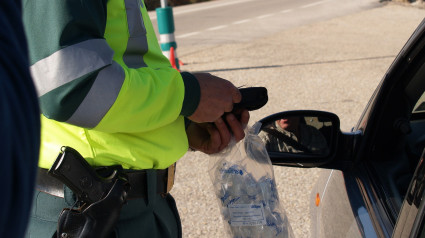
left=23, top=0, right=248, bottom=237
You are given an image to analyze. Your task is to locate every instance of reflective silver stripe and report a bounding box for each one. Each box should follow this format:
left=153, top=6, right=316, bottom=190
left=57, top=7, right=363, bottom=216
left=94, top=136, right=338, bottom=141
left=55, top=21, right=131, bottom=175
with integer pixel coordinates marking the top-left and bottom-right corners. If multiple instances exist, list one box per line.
left=30, top=39, right=114, bottom=97
left=123, top=0, right=148, bottom=68
left=66, top=62, right=125, bottom=128
left=160, top=33, right=175, bottom=44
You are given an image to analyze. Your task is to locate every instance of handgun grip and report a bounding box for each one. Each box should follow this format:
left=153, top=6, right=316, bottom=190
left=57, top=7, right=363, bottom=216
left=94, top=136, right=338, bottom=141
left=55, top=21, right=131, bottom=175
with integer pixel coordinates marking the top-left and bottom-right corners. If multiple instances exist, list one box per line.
left=48, top=147, right=113, bottom=204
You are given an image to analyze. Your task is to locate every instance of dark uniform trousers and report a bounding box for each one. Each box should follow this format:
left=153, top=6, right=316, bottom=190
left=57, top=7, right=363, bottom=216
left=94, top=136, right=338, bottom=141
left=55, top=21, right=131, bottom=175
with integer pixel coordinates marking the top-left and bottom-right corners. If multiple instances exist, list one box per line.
left=26, top=170, right=182, bottom=238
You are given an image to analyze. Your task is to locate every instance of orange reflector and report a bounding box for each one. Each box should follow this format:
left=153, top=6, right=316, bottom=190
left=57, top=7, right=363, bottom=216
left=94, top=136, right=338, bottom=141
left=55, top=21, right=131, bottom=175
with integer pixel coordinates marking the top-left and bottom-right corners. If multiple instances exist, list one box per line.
left=315, top=193, right=320, bottom=207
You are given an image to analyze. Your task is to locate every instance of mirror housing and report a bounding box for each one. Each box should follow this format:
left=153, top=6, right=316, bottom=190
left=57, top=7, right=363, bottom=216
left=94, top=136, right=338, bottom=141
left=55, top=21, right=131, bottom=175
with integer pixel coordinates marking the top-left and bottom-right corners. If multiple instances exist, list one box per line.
left=256, top=110, right=340, bottom=167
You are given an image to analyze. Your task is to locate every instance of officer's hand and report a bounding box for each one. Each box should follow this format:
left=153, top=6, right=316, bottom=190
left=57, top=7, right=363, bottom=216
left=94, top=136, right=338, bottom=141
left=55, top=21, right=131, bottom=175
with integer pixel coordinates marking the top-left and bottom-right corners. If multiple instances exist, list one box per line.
left=188, top=73, right=242, bottom=123
left=186, top=110, right=250, bottom=154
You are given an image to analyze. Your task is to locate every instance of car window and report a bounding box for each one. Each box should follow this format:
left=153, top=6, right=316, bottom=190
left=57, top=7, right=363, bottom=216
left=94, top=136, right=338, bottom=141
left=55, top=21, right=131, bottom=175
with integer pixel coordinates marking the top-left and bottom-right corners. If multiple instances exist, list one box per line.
left=368, top=54, right=425, bottom=233
left=413, top=92, right=425, bottom=113
left=394, top=63, right=425, bottom=237
left=392, top=145, right=425, bottom=238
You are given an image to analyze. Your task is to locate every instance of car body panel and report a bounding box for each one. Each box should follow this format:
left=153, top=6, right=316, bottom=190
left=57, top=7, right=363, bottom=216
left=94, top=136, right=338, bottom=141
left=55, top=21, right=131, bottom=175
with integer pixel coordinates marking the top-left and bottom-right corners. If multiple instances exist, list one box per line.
left=263, top=18, right=425, bottom=238
left=310, top=19, right=425, bottom=238
left=310, top=169, right=364, bottom=238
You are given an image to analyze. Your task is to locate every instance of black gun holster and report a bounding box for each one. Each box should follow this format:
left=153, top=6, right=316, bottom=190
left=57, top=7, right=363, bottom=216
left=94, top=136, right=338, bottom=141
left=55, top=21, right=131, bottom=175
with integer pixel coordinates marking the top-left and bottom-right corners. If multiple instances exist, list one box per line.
left=55, top=179, right=128, bottom=238
left=48, top=147, right=130, bottom=238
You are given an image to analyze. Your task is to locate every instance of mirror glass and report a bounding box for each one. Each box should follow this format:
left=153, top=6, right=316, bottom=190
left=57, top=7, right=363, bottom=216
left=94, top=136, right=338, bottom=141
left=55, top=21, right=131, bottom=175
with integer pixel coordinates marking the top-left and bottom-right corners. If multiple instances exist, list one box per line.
left=258, top=115, right=334, bottom=156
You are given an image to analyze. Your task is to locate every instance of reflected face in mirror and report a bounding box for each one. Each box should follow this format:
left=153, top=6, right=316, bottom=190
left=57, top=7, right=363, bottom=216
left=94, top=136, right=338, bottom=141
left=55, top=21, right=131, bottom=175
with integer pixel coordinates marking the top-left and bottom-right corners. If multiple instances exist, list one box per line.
left=259, top=115, right=332, bottom=156
left=276, top=117, right=300, bottom=132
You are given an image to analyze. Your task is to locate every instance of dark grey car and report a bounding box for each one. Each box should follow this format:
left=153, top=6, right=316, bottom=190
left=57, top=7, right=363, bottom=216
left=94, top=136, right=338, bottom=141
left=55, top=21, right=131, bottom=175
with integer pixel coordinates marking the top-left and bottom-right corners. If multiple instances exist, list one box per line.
left=256, top=18, right=425, bottom=237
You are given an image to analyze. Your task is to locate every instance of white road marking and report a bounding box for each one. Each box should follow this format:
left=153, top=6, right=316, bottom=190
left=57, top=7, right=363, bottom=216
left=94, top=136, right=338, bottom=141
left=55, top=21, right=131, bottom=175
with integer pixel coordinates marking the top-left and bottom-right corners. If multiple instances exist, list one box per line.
left=176, top=31, right=200, bottom=39
left=256, top=14, right=274, bottom=19
left=175, top=0, right=335, bottom=39
left=233, top=19, right=252, bottom=25
left=281, top=9, right=294, bottom=14
left=300, top=0, right=331, bottom=9
left=150, top=0, right=255, bottom=20
left=207, top=25, right=228, bottom=31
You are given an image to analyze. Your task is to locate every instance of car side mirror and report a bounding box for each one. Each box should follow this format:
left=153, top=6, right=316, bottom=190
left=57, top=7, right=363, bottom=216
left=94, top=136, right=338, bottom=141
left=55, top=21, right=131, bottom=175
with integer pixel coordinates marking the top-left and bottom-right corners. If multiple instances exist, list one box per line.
left=255, top=110, right=340, bottom=167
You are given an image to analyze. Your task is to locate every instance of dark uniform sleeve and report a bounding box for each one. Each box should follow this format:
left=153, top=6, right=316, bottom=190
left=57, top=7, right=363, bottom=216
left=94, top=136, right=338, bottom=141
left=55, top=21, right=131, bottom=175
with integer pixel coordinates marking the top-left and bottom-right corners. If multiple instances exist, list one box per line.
left=0, top=0, right=40, bottom=237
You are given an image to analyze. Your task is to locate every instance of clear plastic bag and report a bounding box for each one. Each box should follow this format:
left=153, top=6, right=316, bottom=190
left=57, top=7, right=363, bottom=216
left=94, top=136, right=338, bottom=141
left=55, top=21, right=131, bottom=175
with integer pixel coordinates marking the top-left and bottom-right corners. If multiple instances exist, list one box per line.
left=209, top=126, right=294, bottom=238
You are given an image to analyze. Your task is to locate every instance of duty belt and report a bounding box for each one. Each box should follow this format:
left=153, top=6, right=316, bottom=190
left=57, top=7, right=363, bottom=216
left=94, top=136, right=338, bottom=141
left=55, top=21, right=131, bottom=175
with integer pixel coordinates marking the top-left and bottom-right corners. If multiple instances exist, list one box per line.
left=36, top=164, right=176, bottom=200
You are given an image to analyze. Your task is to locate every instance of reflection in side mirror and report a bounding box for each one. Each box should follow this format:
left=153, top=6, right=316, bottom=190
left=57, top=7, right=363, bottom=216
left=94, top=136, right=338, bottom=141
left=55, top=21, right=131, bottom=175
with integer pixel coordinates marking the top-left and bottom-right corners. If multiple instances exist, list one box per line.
left=258, top=112, right=336, bottom=157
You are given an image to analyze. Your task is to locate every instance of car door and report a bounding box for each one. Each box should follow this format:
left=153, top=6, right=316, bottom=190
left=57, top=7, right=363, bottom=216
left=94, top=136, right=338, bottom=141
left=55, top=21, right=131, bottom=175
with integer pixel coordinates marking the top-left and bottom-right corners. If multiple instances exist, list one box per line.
left=349, top=18, right=425, bottom=238
left=257, top=18, right=425, bottom=238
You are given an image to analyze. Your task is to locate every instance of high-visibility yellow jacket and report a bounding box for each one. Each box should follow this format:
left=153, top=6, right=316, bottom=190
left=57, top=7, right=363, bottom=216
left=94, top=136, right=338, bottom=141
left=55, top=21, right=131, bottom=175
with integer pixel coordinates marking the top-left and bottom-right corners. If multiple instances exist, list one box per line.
left=23, top=0, right=200, bottom=169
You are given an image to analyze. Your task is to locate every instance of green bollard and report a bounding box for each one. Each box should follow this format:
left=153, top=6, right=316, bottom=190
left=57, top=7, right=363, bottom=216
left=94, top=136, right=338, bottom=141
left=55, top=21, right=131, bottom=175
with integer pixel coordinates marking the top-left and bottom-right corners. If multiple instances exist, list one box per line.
left=156, top=6, right=179, bottom=69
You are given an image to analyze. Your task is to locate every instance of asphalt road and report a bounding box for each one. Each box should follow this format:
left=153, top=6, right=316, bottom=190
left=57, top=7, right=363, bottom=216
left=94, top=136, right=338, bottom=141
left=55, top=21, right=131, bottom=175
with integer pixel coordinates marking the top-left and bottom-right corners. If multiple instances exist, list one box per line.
left=149, top=0, right=380, bottom=50
left=147, top=1, right=425, bottom=238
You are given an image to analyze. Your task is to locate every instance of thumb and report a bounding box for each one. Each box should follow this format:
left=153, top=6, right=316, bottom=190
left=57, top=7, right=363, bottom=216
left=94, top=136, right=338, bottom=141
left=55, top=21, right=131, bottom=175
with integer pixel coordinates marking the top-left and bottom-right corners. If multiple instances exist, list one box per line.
left=232, top=87, right=242, bottom=103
